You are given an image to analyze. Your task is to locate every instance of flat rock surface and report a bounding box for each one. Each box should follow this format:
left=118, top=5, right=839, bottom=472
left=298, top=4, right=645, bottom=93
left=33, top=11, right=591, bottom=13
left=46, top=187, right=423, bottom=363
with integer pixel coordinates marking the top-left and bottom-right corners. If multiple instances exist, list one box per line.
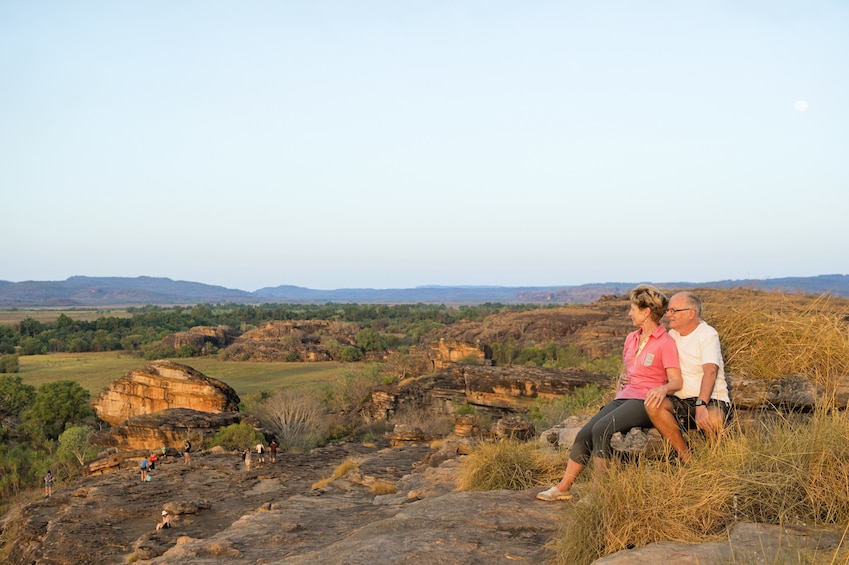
left=4, top=439, right=565, bottom=565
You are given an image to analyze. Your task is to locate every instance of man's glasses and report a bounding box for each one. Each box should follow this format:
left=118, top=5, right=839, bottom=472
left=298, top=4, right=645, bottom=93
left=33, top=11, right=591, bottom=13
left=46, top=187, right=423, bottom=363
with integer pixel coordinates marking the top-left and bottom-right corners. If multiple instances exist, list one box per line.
left=666, top=307, right=693, bottom=314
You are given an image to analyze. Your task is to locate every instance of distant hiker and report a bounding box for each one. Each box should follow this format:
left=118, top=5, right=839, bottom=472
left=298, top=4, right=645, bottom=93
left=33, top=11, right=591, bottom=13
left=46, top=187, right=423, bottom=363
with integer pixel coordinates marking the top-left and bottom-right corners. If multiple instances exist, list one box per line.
left=161, top=445, right=167, bottom=456
left=183, top=440, right=191, bottom=465
left=140, top=456, right=149, bottom=482
left=156, top=510, right=172, bottom=530
left=43, top=470, right=54, bottom=497
left=256, top=442, right=265, bottom=464
left=148, top=452, right=158, bottom=471
left=243, top=447, right=252, bottom=472
left=269, top=440, right=279, bottom=463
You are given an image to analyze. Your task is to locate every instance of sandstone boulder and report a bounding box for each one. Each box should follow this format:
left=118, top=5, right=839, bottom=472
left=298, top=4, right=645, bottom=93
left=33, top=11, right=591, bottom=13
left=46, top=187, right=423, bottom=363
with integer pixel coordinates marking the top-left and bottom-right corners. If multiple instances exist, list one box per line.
left=91, top=361, right=240, bottom=426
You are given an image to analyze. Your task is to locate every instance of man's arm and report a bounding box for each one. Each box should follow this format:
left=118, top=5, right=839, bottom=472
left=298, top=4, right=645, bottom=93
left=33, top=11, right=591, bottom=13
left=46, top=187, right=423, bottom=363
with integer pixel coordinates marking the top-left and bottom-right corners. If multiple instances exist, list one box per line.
left=695, top=363, right=718, bottom=430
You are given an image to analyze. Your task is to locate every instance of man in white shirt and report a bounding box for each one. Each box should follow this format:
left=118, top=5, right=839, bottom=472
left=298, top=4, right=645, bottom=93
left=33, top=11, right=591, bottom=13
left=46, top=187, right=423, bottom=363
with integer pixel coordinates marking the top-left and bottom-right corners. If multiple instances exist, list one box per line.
left=645, top=291, right=730, bottom=463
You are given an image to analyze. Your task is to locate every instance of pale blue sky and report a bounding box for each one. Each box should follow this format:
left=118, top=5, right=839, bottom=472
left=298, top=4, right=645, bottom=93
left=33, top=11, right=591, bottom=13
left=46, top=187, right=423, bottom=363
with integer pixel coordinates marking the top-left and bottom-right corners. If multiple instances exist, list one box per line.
left=2, top=1, right=846, bottom=291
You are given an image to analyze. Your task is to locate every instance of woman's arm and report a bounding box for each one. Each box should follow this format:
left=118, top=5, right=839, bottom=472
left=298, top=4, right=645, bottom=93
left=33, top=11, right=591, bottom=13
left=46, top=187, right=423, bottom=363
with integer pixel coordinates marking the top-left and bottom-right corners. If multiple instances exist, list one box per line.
left=644, top=367, right=682, bottom=409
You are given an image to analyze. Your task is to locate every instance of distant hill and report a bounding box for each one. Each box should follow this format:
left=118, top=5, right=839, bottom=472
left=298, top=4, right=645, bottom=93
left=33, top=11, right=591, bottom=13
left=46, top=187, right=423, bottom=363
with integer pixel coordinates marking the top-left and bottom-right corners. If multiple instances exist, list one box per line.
left=0, top=274, right=846, bottom=308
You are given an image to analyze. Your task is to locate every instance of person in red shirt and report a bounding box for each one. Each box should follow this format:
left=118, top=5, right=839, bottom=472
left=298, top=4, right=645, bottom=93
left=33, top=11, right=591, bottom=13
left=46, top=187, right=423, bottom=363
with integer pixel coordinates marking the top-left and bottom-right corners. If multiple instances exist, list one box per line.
left=538, top=285, right=682, bottom=502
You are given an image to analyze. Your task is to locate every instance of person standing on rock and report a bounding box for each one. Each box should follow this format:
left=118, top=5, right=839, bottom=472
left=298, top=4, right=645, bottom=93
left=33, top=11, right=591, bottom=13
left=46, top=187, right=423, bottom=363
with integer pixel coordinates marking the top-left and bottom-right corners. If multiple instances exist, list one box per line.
left=148, top=452, right=158, bottom=471
left=243, top=447, right=252, bottom=472
left=269, top=439, right=279, bottom=463
left=140, top=456, right=149, bottom=482
left=183, top=440, right=191, bottom=466
left=644, top=291, right=731, bottom=463
left=537, top=285, right=681, bottom=502
left=256, top=442, right=265, bottom=464
left=43, top=470, right=54, bottom=497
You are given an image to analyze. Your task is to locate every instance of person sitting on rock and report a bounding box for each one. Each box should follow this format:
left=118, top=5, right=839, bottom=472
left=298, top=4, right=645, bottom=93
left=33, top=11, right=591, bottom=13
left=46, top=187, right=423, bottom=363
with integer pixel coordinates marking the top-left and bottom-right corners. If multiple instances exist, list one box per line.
left=537, top=285, right=682, bottom=502
left=156, top=510, right=172, bottom=530
left=645, top=291, right=731, bottom=463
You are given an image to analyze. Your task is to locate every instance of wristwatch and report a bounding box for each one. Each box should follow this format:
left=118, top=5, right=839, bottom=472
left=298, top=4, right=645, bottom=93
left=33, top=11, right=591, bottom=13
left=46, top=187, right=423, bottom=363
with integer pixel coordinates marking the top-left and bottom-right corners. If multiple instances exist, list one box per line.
left=694, top=399, right=707, bottom=407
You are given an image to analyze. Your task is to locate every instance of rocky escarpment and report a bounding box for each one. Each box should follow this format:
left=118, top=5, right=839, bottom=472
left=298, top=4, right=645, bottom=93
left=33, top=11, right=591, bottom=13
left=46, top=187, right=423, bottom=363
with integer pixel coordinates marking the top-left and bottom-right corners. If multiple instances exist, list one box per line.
left=91, top=360, right=241, bottom=426
left=367, top=364, right=613, bottom=422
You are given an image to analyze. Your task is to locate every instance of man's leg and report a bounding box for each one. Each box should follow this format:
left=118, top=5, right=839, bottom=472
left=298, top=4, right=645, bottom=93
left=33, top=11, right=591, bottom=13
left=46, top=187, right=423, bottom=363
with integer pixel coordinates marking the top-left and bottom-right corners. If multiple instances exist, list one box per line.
left=646, top=397, right=691, bottom=463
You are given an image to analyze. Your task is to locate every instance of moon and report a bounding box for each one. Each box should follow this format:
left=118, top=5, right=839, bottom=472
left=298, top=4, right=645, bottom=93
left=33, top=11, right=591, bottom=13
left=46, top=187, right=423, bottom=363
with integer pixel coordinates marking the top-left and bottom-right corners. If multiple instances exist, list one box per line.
left=795, top=100, right=808, bottom=112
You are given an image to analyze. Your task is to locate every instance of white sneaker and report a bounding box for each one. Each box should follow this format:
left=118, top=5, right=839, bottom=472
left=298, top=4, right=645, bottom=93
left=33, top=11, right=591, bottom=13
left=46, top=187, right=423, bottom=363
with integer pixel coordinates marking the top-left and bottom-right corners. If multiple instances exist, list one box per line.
left=536, top=486, right=572, bottom=501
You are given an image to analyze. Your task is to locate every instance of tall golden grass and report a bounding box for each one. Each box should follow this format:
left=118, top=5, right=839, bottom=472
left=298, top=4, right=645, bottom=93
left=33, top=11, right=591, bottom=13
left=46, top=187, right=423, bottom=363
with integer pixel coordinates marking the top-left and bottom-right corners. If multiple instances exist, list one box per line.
left=701, top=289, right=849, bottom=387
left=548, top=410, right=849, bottom=564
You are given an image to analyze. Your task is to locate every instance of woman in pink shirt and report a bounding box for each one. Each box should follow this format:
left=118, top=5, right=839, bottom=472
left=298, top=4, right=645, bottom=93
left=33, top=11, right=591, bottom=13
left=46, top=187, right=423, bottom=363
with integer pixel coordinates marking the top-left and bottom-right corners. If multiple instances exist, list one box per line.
left=538, top=285, right=682, bottom=501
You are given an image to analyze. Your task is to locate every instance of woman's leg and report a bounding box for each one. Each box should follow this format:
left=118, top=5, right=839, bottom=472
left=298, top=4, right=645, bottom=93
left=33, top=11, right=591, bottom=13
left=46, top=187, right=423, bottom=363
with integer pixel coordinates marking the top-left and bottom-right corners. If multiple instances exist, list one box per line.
left=591, top=398, right=653, bottom=460
left=538, top=400, right=626, bottom=501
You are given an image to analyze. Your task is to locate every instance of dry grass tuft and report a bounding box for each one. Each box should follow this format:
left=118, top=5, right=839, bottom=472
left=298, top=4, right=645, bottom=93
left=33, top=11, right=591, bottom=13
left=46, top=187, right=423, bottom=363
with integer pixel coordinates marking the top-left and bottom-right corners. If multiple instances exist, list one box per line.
left=311, top=457, right=360, bottom=490
left=370, top=480, right=397, bottom=495
left=458, top=440, right=570, bottom=491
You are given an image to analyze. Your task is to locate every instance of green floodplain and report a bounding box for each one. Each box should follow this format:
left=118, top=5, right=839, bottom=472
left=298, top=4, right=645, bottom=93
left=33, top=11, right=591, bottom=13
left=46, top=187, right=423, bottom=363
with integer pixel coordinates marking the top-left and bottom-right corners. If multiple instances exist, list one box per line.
left=17, top=352, right=353, bottom=398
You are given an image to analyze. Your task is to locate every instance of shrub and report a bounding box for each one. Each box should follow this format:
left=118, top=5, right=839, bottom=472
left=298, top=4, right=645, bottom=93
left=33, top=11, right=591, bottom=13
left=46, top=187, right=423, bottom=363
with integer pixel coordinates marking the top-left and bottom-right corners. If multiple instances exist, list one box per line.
left=207, top=423, right=264, bottom=451
left=339, top=346, right=362, bottom=362
left=255, top=388, right=329, bottom=452
left=454, top=403, right=476, bottom=416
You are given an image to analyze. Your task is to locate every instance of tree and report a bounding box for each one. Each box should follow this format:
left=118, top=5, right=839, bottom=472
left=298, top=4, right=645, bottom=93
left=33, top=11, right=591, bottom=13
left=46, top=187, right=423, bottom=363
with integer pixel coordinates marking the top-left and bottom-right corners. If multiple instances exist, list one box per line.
left=26, top=380, right=96, bottom=440
left=18, top=336, right=46, bottom=355
left=0, top=354, right=20, bottom=374
left=57, top=425, right=98, bottom=466
left=0, top=374, right=35, bottom=418
left=355, top=328, right=386, bottom=352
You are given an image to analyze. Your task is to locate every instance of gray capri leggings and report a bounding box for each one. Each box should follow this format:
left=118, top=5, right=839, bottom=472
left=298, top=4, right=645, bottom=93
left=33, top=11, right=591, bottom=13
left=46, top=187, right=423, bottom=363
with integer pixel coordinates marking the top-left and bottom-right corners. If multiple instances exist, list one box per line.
left=569, top=398, right=653, bottom=464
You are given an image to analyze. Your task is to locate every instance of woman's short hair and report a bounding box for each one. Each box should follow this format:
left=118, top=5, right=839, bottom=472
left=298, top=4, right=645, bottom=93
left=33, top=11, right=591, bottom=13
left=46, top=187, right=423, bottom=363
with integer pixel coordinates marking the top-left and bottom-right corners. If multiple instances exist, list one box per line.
left=629, top=284, right=669, bottom=323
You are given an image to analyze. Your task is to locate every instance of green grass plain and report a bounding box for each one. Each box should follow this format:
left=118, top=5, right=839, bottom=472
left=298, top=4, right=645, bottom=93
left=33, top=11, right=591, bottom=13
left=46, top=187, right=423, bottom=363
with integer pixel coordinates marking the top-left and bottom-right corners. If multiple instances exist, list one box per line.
left=17, top=352, right=354, bottom=398
left=0, top=309, right=132, bottom=325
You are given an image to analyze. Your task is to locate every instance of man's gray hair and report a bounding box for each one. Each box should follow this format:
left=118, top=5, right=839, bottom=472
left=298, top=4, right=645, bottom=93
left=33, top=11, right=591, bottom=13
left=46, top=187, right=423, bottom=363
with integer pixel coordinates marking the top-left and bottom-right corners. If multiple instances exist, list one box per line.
left=678, top=292, right=703, bottom=318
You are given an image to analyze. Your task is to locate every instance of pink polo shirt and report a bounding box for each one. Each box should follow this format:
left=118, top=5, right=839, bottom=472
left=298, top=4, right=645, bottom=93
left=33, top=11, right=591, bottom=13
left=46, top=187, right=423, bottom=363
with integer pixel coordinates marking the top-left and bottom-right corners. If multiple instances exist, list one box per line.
left=616, top=324, right=679, bottom=401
